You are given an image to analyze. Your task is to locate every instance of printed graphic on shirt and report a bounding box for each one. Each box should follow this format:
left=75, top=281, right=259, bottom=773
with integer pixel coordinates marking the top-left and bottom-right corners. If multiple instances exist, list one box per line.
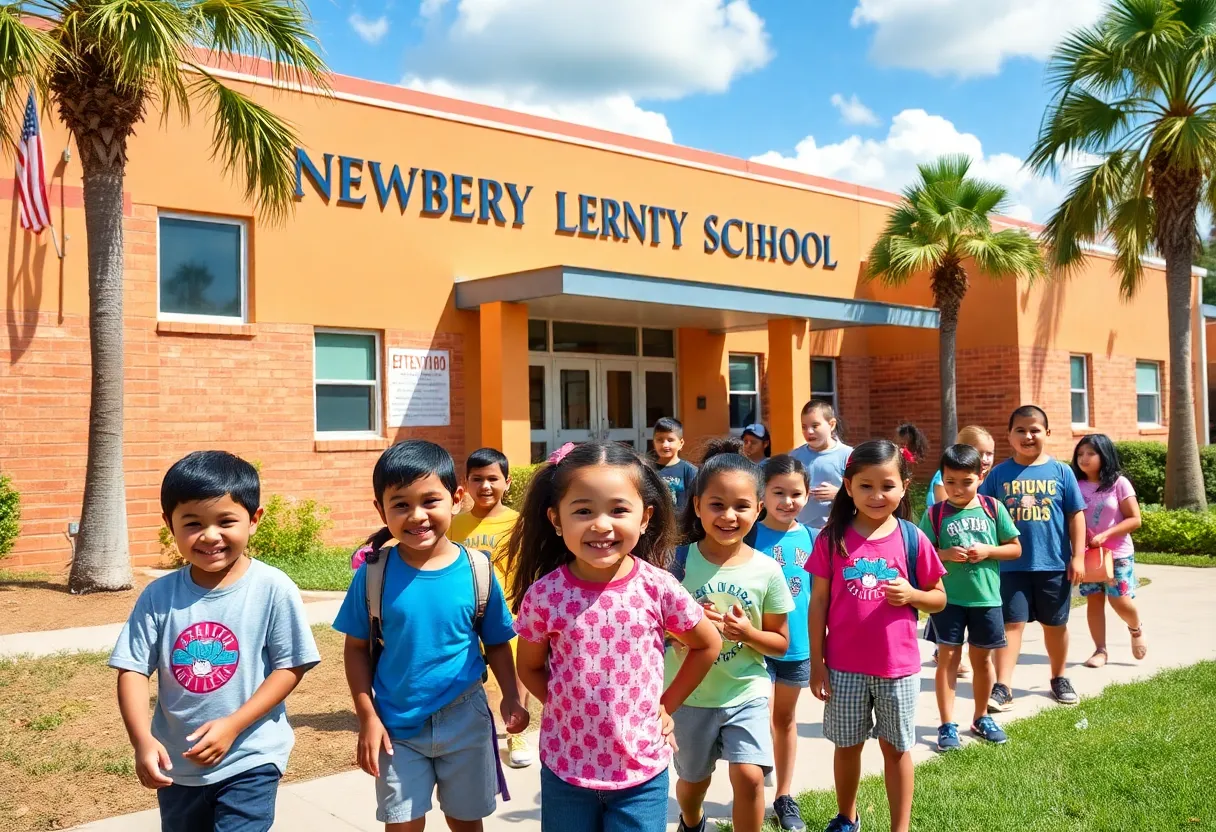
left=170, top=622, right=240, bottom=694
left=842, top=557, right=899, bottom=600
left=771, top=543, right=811, bottom=599
left=998, top=479, right=1059, bottom=522
left=662, top=476, right=686, bottom=501
left=943, top=515, right=993, bottom=547
left=690, top=579, right=755, bottom=664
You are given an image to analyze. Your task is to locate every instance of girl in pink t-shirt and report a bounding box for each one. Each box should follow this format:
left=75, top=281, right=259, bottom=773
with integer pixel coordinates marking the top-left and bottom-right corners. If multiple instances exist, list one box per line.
left=806, top=440, right=946, bottom=832
left=1071, top=434, right=1146, bottom=666
left=507, top=442, right=721, bottom=832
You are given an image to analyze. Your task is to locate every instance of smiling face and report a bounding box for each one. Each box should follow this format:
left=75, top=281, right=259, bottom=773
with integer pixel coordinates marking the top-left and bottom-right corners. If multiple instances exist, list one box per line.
left=466, top=464, right=510, bottom=511
left=1009, top=414, right=1049, bottom=464
left=376, top=474, right=462, bottom=555
left=764, top=472, right=808, bottom=527
left=741, top=433, right=768, bottom=463
left=802, top=408, right=836, bottom=451
left=843, top=459, right=906, bottom=524
left=973, top=435, right=996, bottom=478
left=548, top=464, right=651, bottom=576
left=694, top=470, right=761, bottom=548
left=941, top=466, right=981, bottom=507
left=167, top=494, right=262, bottom=577
left=652, top=430, right=684, bottom=465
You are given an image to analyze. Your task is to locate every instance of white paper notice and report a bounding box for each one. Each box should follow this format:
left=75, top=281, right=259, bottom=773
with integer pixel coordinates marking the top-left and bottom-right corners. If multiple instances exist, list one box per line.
left=387, top=348, right=450, bottom=427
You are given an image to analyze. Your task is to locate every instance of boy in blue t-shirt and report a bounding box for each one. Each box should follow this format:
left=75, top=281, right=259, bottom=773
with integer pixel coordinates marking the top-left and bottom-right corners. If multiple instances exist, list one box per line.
left=979, top=406, right=1086, bottom=711
left=334, top=440, right=528, bottom=829
left=110, top=451, right=321, bottom=831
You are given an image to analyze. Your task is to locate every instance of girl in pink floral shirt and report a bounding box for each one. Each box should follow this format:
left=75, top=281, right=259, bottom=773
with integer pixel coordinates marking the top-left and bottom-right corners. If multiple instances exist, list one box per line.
left=507, top=442, right=721, bottom=832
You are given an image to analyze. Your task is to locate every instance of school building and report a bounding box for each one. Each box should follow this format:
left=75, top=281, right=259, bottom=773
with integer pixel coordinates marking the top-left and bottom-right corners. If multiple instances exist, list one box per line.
left=1, top=56, right=1210, bottom=571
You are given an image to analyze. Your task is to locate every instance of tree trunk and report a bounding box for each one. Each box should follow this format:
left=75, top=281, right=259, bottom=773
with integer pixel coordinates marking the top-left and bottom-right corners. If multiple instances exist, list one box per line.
left=68, top=160, right=132, bottom=592
left=939, top=295, right=960, bottom=453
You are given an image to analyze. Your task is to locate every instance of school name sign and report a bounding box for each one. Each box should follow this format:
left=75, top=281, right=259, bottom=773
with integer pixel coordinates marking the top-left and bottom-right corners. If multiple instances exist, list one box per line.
left=294, top=147, right=839, bottom=270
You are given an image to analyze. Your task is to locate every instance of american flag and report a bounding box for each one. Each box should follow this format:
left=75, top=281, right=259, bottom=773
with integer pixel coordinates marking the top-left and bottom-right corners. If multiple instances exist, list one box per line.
left=15, top=89, right=51, bottom=234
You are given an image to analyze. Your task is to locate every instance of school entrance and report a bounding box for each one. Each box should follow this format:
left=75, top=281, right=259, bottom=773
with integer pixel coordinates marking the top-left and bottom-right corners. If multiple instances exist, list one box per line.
left=527, top=319, right=677, bottom=462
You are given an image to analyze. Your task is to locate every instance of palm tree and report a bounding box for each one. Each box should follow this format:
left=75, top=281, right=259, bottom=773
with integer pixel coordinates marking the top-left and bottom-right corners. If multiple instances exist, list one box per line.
left=866, top=154, right=1046, bottom=450
left=0, top=0, right=326, bottom=591
left=1029, top=0, right=1209, bottom=511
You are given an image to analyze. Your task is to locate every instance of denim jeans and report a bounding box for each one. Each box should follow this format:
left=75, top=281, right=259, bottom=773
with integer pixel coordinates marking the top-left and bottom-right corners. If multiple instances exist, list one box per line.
left=158, top=763, right=280, bottom=832
left=540, top=765, right=669, bottom=832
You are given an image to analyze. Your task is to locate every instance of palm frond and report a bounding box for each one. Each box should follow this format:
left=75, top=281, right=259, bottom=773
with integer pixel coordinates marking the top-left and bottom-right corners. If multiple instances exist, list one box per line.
left=83, top=0, right=193, bottom=121
left=916, top=153, right=971, bottom=189
left=1146, top=110, right=1216, bottom=170
left=961, top=229, right=1047, bottom=283
left=191, top=69, right=300, bottom=223
left=1045, top=24, right=1125, bottom=97
left=0, top=6, right=62, bottom=147
left=1040, top=151, right=1139, bottom=272
left=192, top=0, right=327, bottom=90
left=1109, top=0, right=1188, bottom=63
left=1107, top=189, right=1156, bottom=297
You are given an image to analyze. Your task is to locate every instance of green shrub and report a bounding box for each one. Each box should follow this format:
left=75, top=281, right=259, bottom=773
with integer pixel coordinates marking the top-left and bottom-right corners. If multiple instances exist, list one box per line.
left=1133, top=505, right=1216, bottom=554
left=1113, top=441, right=1216, bottom=505
left=505, top=464, right=542, bottom=510
left=158, top=493, right=333, bottom=566
left=0, top=475, right=20, bottom=559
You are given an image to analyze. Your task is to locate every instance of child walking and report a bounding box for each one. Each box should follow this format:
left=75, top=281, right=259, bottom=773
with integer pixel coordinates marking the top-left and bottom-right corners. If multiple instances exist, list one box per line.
left=980, top=406, right=1087, bottom=711
left=1071, top=434, right=1147, bottom=666
left=927, top=425, right=995, bottom=508
left=334, top=440, right=528, bottom=832
left=807, top=440, right=947, bottom=832
left=895, top=423, right=930, bottom=468
left=448, top=447, right=535, bottom=768
left=654, top=417, right=699, bottom=512
left=920, top=445, right=1021, bottom=752
left=791, top=400, right=853, bottom=530
left=669, top=441, right=795, bottom=832
left=741, top=423, right=773, bottom=466
left=750, top=454, right=817, bottom=831
left=110, top=451, right=321, bottom=831
left=508, top=441, right=720, bottom=832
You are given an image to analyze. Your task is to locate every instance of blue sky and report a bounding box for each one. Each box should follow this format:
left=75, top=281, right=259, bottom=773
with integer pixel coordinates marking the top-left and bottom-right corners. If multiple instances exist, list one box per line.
left=304, top=0, right=1109, bottom=221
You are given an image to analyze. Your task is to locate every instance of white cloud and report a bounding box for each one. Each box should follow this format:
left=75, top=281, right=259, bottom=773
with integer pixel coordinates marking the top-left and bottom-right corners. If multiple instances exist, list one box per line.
left=419, top=0, right=448, bottom=18
left=403, top=0, right=771, bottom=141
left=349, top=13, right=390, bottom=44
left=751, top=108, right=1091, bottom=222
left=850, top=0, right=1107, bottom=77
left=403, top=76, right=675, bottom=142
left=830, top=93, right=879, bottom=127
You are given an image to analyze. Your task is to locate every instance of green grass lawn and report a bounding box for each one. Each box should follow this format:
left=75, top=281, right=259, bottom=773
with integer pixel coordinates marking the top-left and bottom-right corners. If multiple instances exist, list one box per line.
left=260, top=547, right=354, bottom=592
left=735, top=661, right=1216, bottom=832
left=1136, top=552, right=1216, bottom=568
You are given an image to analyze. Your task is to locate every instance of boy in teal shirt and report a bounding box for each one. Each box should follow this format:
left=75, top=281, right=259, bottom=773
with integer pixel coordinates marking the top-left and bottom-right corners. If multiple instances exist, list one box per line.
left=920, top=444, right=1021, bottom=751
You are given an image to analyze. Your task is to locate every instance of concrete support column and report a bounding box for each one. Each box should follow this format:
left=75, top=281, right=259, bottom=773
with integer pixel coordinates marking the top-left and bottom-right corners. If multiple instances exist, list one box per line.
left=678, top=328, right=729, bottom=442
left=767, top=318, right=812, bottom=454
left=479, top=301, right=530, bottom=466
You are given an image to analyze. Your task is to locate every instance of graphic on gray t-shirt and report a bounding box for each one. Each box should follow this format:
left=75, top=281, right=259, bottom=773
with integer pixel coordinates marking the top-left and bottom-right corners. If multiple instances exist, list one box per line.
left=110, top=559, right=320, bottom=786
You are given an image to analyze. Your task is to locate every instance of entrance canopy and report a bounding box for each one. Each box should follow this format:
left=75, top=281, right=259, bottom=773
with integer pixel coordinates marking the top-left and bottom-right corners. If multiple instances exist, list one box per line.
left=455, top=266, right=939, bottom=331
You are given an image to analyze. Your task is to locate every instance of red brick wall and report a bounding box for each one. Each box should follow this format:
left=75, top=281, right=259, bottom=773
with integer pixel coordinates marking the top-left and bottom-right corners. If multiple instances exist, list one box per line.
left=1, top=204, right=466, bottom=572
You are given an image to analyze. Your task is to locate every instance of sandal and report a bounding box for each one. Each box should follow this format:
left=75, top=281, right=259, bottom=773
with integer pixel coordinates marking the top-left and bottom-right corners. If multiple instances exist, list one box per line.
left=1129, top=625, right=1147, bottom=660
left=1083, top=648, right=1108, bottom=668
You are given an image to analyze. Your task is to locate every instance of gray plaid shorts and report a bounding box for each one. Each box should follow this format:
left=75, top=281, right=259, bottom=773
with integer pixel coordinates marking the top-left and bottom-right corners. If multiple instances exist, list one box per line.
left=824, top=669, right=918, bottom=752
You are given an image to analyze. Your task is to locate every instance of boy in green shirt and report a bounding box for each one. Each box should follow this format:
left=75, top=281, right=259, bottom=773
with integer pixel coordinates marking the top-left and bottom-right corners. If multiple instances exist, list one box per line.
left=919, top=444, right=1021, bottom=751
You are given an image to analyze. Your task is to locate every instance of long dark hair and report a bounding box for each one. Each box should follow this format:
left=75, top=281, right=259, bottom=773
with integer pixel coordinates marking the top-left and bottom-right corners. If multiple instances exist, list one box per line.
left=679, top=437, right=763, bottom=545
left=896, top=423, right=930, bottom=463
left=1071, top=433, right=1122, bottom=492
left=763, top=454, right=810, bottom=490
left=506, top=442, right=676, bottom=613
left=822, top=439, right=911, bottom=559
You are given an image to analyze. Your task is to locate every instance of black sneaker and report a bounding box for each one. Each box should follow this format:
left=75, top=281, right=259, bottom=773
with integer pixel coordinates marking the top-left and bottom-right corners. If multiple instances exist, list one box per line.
left=774, top=795, right=806, bottom=831
left=678, top=815, right=707, bottom=832
left=988, top=682, right=1013, bottom=713
left=1051, top=676, right=1079, bottom=705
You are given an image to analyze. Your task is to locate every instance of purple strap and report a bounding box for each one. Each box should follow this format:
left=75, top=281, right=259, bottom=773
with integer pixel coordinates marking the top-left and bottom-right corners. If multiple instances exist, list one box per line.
left=490, top=715, right=511, bottom=801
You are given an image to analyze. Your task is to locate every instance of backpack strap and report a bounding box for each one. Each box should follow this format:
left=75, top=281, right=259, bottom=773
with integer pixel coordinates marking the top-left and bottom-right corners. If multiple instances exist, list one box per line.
left=978, top=494, right=999, bottom=523
left=466, top=546, right=492, bottom=635
left=929, top=501, right=947, bottom=543
left=364, top=547, right=389, bottom=670
left=898, top=518, right=920, bottom=591
left=672, top=544, right=690, bottom=583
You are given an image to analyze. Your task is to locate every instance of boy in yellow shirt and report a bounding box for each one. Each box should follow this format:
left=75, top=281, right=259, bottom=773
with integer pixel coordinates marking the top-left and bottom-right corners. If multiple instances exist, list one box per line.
left=448, top=447, right=534, bottom=768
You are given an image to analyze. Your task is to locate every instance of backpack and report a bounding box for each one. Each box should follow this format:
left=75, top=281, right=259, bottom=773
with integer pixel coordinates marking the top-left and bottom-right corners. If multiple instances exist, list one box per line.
left=926, top=495, right=999, bottom=547
left=363, top=543, right=492, bottom=672
left=670, top=523, right=812, bottom=583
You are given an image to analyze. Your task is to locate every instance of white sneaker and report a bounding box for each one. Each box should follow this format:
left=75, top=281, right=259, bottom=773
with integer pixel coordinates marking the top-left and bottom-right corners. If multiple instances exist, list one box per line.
left=507, top=734, right=535, bottom=768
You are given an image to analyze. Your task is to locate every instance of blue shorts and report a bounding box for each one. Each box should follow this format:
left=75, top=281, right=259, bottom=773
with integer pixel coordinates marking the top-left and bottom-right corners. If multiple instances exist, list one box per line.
left=1001, top=571, right=1071, bottom=627
left=540, top=766, right=668, bottom=832
left=930, top=604, right=1006, bottom=649
left=672, top=698, right=773, bottom=783
left=1080, top=556, right=1137, bottom=599
left=157, top=763, right=280, bottom=832
left=766, top=657, right=811, bottom=688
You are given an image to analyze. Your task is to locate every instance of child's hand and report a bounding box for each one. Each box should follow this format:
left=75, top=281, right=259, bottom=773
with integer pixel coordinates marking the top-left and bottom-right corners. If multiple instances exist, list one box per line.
left=357, top=714, right=393, bottom=778
left=134, top=737, right=173, bottom=789
left=658, top=705, right=678, bottom=751
left=941, top=546, right=969, bottom=563
left=701, top=603, right=726, bottom=635
left=501, top=697, right=530, bottom=735
left=183, top=716, right=239, bottom=768
left=966, top=545, right=991, bottom=563
left=1068, top=554, right=1086, bottom=586
left=1089, top=532, right=1108, bottom=549
left=882, top=577, right=914, bottom=607
left=811, top=483, right=839, bottom=502
left=810, top=662, right=831, bottom=702
left=722, top=604, right=753, bottom=642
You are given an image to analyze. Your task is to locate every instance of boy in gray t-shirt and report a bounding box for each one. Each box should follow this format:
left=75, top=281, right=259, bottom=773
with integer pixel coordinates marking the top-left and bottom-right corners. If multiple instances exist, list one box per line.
left=110, top=451, right=320, bottom=831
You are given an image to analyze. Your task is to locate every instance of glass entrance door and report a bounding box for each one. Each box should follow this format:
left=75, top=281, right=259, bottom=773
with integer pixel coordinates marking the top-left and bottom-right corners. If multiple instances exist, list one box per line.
left=553, top=358, right=598, bottom=446
left=599, top=360, right=640, bottom=449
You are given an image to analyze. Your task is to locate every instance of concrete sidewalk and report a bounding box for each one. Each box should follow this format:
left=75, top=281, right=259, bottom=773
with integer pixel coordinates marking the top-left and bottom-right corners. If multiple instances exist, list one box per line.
left=66, top=564, right=1216, bottom=831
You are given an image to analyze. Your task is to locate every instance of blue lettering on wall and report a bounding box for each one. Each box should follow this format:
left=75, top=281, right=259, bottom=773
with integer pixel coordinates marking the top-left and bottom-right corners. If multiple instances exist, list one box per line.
left=478, top=179, right=506, bottom=223
left=295, top=148, right=333, bottom=200
left=555, top=191, right=577, bottom=233
left=338, top=156, right=365, bottom=206
left=722, top=219, right=744, bottom=257
left=578, top=194, right=598, bottom=237
left=451, top=174, right=475, bottom=220
left=368, top=163, right=417, bottom=212
left=421, top=170, right=448, bottom=216
left=506, top=183, right=532, bottom=227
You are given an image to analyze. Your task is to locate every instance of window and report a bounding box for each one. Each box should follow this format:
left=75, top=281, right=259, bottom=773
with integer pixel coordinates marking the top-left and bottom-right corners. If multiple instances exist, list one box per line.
left=158, top=214, right=246, bottom=321
left=528, top=319, right=548, bottom=352
left=812, top=358, right=837, bottom=409
left=728, top=354, right=760, bottom=430
left=551, top=322, right=637, bottom=355
left=314, top=331, right=380, bottom=435
left=642, top=328, right=676, bottom=358
left=1070, top=355, right=1090, bottom=426
left=1136, top=361, right=1162, bottom=425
